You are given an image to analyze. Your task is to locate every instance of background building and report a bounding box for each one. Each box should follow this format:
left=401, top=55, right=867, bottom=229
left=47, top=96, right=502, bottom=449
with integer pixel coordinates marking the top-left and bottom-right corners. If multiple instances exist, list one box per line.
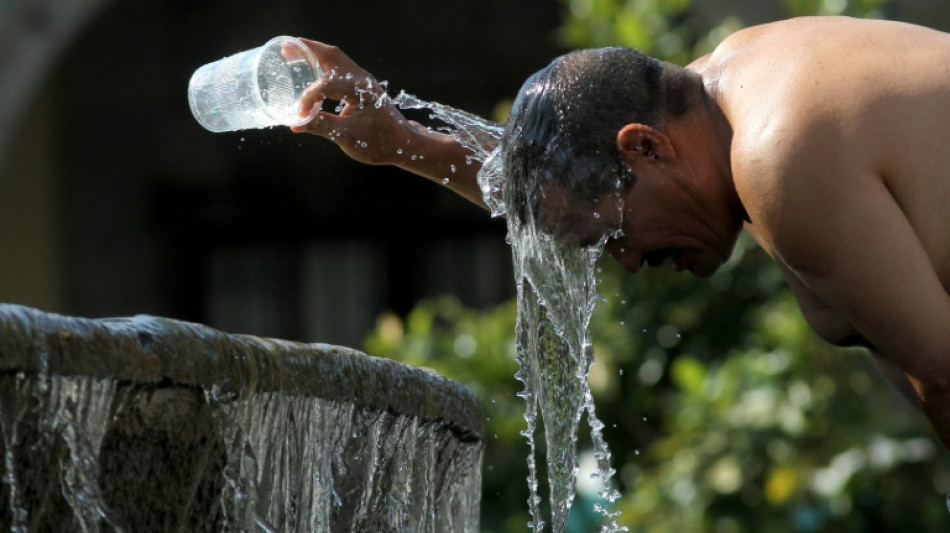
left=0, top=0, right=567, bottom=346
left=1, top=0, right=949, bottom=347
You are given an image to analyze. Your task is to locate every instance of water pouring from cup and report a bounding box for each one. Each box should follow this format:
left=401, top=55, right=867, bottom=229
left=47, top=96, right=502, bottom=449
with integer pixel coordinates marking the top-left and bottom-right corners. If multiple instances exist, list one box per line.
left=188, top=36, right=324, bottom=132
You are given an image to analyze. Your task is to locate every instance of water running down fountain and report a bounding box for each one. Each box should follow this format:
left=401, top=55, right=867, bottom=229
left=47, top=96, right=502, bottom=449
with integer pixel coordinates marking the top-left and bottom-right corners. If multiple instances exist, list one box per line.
left=388, top=91, right=626, bottom=532
left=0, top=304, right=483, bottom=532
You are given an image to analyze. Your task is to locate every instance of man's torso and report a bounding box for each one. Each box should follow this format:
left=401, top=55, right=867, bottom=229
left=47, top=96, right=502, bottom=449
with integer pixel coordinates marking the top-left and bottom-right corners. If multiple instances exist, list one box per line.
left=698, top=16, right=950, bottom=347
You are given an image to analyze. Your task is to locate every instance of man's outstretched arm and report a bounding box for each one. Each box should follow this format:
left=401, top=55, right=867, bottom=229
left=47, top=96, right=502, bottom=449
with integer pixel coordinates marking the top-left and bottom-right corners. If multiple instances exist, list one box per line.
left=289, top=39, right=491, bottom=209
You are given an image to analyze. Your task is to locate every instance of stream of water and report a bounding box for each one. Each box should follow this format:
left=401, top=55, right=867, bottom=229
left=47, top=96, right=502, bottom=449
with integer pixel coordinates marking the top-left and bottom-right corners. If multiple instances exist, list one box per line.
left=0, top=86, right=625, bottom=532
left=391, top=92, right=626, bottom=532
left=0, top=371, right=481, bottom=532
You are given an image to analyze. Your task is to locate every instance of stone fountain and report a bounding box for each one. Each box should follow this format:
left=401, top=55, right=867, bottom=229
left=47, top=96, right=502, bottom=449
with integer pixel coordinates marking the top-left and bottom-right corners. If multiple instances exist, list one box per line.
left=0, top=304, right=483, bottom=532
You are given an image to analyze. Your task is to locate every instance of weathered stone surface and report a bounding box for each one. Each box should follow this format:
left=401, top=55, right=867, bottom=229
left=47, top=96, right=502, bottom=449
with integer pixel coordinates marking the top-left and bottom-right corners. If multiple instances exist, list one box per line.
left=0, top=304, right=483, bottom=438
left=0, top=304, right=483, bottom=532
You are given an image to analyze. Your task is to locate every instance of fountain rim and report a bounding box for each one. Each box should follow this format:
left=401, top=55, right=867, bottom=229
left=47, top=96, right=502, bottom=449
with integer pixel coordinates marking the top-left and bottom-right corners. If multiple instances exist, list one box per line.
left=0, top=303, right=484, bottom=440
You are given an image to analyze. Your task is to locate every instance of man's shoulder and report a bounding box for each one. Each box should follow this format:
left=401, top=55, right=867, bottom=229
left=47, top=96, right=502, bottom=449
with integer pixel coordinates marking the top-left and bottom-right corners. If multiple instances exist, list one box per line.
left=733, top=99, right=861, bottom=237
left=733, top=109, right=883, bottom=283
left=730, top=106, right=816, bottom=199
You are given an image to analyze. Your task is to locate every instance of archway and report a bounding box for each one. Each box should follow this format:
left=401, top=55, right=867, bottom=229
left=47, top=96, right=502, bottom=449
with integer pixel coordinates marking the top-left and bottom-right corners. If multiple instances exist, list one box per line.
left=0, top=0, right=114, bottom=164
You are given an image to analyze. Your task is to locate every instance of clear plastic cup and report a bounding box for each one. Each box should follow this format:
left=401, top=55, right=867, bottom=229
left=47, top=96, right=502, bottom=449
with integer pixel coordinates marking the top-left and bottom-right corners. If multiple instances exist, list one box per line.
left=188, top=36, right=323, bottom=132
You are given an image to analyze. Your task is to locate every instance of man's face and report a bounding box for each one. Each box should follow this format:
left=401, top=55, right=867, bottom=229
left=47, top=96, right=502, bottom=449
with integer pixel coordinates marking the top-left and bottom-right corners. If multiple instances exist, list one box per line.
left=604, top=206, right=728, bottom=278
left=535, top=185, right=623, bottom=248
left=619, top=172, right=734, bottom=277
left=540, top=175, right=736, bottom=278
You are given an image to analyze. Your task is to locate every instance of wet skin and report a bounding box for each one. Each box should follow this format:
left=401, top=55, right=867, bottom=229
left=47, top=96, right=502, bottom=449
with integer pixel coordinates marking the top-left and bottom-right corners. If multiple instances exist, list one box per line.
left=541, top=186, right=732, bottom=278
left=526, top=18, right=950, bottom=447
left=292, top=18, right=950, bottom=448
left=542, top=109, right=742, bottom=280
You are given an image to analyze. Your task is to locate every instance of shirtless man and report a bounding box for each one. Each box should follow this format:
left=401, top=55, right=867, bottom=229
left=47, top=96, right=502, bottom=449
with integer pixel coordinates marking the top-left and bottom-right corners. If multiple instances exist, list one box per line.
left=291, top=17, right=950, bottom=447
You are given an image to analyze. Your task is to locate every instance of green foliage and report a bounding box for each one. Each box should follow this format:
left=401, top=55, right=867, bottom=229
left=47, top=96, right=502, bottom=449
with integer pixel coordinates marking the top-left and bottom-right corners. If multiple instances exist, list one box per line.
left=368, top=242, right=950, bottom=532
left=591, top=241, right=950, bottom=532
left=558, top=0, right=889, bottom=65
left=365, top=298, right=535, bottom=533
left=558, top=0, right=743, bottom=64
left=784, top=0, right=887, bottom=18
left=367, top=0, right=950, bottom=531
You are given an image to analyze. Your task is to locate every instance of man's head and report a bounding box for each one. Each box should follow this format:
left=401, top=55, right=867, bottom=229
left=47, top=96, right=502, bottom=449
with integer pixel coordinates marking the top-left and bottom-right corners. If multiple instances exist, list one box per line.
left=499, top=46, right=699, bottom=235
left=497, top=46, right=738, bottom=277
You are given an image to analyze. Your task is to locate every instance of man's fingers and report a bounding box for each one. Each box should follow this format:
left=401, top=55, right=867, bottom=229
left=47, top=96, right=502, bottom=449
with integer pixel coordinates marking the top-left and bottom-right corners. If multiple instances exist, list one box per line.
left=300, top=77, right=383, bottom=121
left=295, top=38, right=381, bottom=102
left=296, top=38, right=338, bottom=58
left=280, top=42, right=307, bottom=63
left=298, top=82, right=327, bottom=116
left=311, top=76, right=360, bottom=104
left=296, top=38, right=358, bottom=75
left=291, top=111, right=344, bottom=137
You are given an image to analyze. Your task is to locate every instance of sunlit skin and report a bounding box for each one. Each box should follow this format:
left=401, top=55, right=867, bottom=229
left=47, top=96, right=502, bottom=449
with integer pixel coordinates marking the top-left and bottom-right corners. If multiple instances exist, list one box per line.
left=289, top=39, right=485, bottom=205
left=292, top=19, right=950, bottom=448
left=561, top=110, right=742, bottom=278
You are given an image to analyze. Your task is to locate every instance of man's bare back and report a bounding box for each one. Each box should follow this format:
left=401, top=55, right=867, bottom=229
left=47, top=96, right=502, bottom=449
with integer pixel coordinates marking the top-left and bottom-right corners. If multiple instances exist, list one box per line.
left=709, top=17, right=950, bottom=282
left=695, top=17, right=950, bottom=443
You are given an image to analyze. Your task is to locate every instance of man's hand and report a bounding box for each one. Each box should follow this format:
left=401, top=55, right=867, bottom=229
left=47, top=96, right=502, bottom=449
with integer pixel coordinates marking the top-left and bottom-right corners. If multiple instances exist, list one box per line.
left=288, top=38, right=489, bottom=208
left=290, top=39, right=417, bottom=166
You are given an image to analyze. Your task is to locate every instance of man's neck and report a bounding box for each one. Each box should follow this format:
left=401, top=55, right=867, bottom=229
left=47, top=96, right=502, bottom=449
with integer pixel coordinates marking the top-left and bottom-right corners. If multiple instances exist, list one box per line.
left=691, top=94, right=744, bottom=222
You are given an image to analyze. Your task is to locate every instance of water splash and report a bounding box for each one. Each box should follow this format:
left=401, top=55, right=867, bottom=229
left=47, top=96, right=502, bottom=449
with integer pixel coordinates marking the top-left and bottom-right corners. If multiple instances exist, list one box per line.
left=0, top=300, right=486, bottom=533
left=0, top=373, right=30, bottom=533
left=391, top=92, right=626, bottom=531
left=391, top=90, right=504, bottom=166
left=0, top=375, right=130, bottom=533
left=508, top=208, right=625, bottom=533
left=0, top=371, right=481, bottom=533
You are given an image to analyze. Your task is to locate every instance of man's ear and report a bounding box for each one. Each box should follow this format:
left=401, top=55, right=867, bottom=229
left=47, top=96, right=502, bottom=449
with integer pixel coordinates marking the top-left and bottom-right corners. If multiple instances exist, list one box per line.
left=617, top=123, right=675, bottom=163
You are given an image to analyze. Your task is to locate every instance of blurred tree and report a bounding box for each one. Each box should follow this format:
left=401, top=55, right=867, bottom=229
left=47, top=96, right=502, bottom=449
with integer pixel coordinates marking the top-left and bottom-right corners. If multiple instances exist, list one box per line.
left=367, top=0, right=950, bottom=531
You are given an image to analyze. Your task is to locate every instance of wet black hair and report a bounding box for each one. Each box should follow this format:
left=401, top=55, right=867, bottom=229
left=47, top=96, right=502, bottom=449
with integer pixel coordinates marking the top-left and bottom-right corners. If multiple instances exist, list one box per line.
left=500, top=47, right=696, bottom=226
